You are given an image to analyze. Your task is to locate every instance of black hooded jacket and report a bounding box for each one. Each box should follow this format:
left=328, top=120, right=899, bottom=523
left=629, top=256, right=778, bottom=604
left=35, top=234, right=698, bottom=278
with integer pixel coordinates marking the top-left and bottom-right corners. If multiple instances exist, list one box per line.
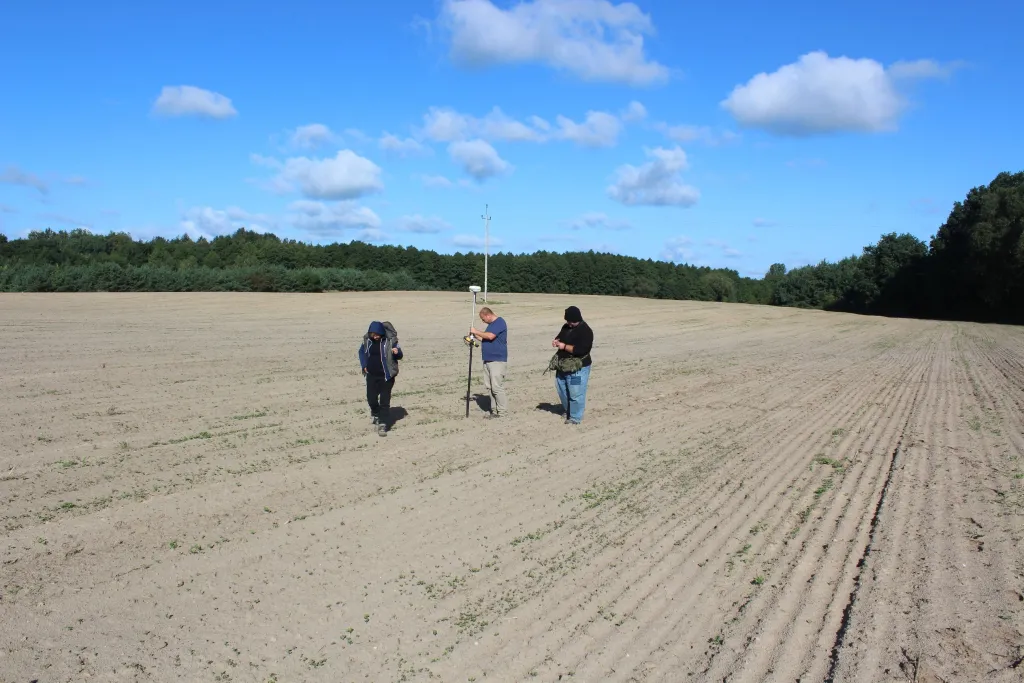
left=555, top=321, right=593, bottom=367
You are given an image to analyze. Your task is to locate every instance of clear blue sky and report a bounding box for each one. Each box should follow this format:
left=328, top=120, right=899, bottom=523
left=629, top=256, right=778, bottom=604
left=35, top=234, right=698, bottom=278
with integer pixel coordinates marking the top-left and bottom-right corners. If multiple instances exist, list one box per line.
left=1, top=0, right=1020, bottom=277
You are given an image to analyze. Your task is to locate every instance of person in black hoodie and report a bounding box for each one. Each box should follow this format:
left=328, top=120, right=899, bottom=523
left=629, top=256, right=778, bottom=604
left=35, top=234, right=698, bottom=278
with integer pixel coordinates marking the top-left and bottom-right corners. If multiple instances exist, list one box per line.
left=358, top=321, right=403, bottom=437
left=551, top=305, right=593, bottom=425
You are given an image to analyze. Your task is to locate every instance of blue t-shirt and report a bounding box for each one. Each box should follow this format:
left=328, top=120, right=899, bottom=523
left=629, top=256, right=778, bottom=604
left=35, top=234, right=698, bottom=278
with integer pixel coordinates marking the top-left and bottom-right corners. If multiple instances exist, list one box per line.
left=482, top=316, right=508, bottom=362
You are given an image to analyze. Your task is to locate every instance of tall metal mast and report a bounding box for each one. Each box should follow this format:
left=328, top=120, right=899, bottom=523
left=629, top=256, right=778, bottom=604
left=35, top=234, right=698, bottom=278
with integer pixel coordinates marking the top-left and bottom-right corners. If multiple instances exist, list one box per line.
left=481, top=204, right=491, bottom=302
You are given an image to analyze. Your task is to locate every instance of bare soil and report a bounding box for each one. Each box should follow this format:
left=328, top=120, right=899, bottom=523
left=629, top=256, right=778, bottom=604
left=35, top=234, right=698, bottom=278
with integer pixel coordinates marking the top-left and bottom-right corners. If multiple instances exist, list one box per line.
left=1, top=292, right=1021, bottom=682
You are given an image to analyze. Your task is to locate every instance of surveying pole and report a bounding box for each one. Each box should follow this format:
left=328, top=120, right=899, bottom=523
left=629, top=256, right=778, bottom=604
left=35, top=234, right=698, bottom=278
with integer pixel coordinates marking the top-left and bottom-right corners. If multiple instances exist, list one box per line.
left=481, top=205, right=491, bottom=302
left=465, top=285, right=481, bottom=418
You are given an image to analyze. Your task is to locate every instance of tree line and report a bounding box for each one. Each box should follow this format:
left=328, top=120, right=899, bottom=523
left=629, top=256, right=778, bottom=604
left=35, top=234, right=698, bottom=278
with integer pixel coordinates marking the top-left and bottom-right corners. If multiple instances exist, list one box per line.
left=768, top=171, right=1023, bottom=324
left=1, top=170, right=1020, bottom=325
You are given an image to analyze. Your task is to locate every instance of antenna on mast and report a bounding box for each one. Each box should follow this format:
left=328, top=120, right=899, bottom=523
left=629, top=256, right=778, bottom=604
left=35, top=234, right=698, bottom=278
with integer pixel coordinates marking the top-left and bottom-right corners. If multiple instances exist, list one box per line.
left=481, top=204, right=491, bottom=302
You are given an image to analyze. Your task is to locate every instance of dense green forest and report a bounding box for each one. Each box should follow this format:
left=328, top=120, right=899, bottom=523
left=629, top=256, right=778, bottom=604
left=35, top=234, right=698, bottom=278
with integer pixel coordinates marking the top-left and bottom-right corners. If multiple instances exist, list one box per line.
left=1, top=171, right=1021, bottom=324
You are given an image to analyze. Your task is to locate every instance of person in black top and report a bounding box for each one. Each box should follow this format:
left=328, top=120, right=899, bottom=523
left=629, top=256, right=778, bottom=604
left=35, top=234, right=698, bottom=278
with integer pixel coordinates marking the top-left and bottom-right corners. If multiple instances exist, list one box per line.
left=358, top=321, right=403, bottom=437
left=551, top=305, right=594, bottom=424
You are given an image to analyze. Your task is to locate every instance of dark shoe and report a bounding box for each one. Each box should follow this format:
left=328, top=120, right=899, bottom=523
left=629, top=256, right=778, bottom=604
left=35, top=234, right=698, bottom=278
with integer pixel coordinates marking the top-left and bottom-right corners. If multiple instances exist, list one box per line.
left=371, top=414, right=379, bottom=425
left=377, top=423, right=388, bottom=437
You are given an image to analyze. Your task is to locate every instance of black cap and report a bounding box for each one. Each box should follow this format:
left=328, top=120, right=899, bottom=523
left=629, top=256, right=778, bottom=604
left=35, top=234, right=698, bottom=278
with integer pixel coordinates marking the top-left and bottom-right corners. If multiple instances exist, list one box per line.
left=564, top=306, right=582, bottom=322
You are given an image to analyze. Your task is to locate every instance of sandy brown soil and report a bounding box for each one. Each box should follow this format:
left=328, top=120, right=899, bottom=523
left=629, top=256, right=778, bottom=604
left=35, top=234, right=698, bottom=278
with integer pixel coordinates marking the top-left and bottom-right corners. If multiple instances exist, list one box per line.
left=1, top=292, right=1021, bottom=682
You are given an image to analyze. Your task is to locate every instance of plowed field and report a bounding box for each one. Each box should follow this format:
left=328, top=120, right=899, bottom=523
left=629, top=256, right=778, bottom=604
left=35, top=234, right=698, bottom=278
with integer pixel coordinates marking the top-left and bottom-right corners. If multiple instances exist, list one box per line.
left=2, top=293, right=1021, bottom=682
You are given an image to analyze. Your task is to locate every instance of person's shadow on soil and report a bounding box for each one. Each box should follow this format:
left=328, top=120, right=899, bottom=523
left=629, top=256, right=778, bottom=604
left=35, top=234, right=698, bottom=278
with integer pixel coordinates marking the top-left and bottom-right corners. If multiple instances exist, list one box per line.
left=535, top=402, right=564, bottom=416
left=388, top=406, right=409, bottom=425
left=472, top=394, right=491, bottom=413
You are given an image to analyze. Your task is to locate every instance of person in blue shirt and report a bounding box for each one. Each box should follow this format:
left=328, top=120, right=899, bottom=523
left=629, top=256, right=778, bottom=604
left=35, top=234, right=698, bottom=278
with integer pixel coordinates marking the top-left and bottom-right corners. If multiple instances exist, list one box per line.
left=357, top=321, right=403, bottom=436
left=470, top=307, right=508, bottom=418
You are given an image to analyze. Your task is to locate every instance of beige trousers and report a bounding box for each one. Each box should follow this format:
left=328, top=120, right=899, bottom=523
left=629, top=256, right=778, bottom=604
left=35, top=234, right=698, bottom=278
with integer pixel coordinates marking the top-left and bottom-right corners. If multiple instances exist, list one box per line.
left=482, top=361, right=508, bottom=415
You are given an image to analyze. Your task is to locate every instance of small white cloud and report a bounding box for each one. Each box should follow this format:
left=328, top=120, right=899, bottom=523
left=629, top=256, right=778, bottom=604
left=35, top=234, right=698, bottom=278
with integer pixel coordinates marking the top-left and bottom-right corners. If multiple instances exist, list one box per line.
left=421, top=103, right=638, bottom=147
left=152, top=85, right=237, bottom=119
left=260, top=150, right=384, bottom=199
left=529, top=115, right=551, bottom=132
left=662, top=236, right=697, bottom=262
left=481, top=107, right=547, bottom=141
left=565, top=211, right=631, bottom=230
left=448, top=139, right=512, bottom=180
left=722, top=247, right=742, bottom=258
left=721, top=51, right=953, bottom=135
left=356, top=228, right=389, bottom=243
left=437, top=0, right=669, bottom=86
left=452, top=233, right=503, bottom=249
left=889, top=59, right=959, bottom=80
left=1, top=165, right=48, bottom=194
left=179, top=206, right=271, bottom=240
left=63, top=175, right=89, bottom=187
left=287, top=200, right=381, bottom=236
left=554, top=110, right=622, bottom=147
left=752, top=217, right=777, bottom=227
left=655, top=123, right=738, bottom=146
left=607, top=146, right=699, bottom=207
left=621, top=100, right=647, bottom=122
left=379, top=133, right=430, bottom=157
left=421, top=106, right=546, bottom=143
left=422, top=107, right=471, bottom=142
left=289, top=123, right=336, bottom=149
left=397, top=214, right=451, bottom=234
left=421, top=174, right=455, bottom=188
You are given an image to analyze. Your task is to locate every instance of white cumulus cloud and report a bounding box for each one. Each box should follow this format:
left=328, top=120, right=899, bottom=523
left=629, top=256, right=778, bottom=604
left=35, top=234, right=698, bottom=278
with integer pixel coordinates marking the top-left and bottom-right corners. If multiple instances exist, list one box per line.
left=179, top=206, right=274, bottom=240
left=289, top=124, right=336, bottom=149
left=379, top=133, right=430, bottom=157
left=258, top=150, right=384, bottom=199
left=554, top=110, right=622, bottom=147
left=721, top=51, right=953, bottom=135
left=356, top=228, right=389, bottom=243
left=662, top=236, right=696, bottom=262
left=621, top=100, right=647, bottom=122
left=420, top=103, right=642, bottom=147
left=287, top=200, right=381, bottom=237
left=448, top=139, right=512, bottom=180
left=397, top=214, right=452, bottom=233
left=152, top=85, right=237, bottom=119
left=421, top=106, right=546, bottom=143
left=607, top=146, right=700, bottom=207
left=438, top=0, right=669, bottom=86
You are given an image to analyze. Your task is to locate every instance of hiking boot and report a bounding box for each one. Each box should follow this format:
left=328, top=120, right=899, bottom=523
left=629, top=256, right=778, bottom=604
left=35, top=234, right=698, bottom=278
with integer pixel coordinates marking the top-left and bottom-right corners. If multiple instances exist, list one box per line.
left=371, top=414, right=379, bottom=425
left=377, top=423, right=388, bottom=437
left=485, top=412, right=504, bottom=419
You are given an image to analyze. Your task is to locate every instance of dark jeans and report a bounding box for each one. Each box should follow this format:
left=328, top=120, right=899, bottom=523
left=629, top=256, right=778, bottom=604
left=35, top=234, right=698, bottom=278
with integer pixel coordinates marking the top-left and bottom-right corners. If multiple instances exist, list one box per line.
left=365, top=373, right=395, bottom=425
